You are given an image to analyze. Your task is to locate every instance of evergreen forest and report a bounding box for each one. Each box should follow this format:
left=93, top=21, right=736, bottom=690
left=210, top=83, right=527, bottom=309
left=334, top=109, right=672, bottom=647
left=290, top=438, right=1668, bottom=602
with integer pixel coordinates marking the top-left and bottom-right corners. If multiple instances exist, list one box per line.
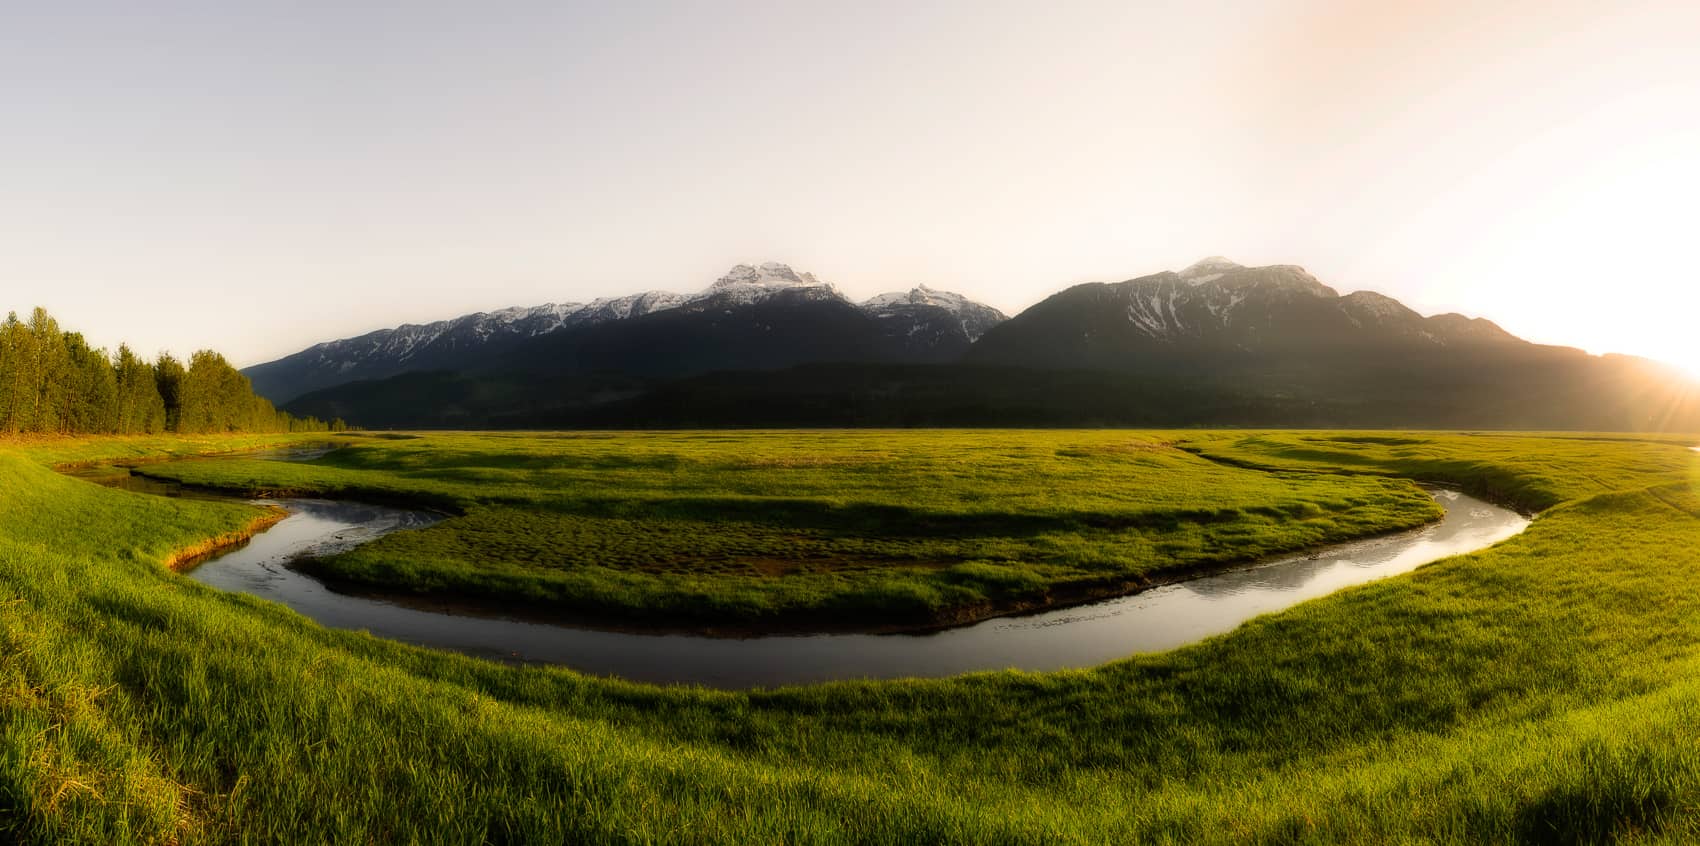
left=0, top=308, right=340, bottom=436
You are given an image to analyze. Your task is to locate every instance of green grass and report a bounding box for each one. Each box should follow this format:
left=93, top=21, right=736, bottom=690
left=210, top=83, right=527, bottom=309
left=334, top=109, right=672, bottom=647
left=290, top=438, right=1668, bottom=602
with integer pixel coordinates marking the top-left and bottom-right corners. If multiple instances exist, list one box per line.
left=1178, top=430, right=1698, bottom=513
left=135, top=430, right=1442, bottom=628
left=0, top=430, right=1698, bottom=842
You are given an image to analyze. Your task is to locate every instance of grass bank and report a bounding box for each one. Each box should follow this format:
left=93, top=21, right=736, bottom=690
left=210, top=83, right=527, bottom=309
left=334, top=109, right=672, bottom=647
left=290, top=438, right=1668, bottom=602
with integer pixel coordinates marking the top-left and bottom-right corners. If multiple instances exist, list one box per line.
left=1, top=431, right=1698, bottom=842
left=136, top=430, right=1443, bottom=631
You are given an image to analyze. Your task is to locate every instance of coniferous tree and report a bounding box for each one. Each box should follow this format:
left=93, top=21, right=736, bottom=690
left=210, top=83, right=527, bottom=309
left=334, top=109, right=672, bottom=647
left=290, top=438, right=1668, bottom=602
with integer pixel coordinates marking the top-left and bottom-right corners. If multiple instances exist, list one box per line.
left=63, top=333, right=119, bottom=434
left=178, top=351, right=219, bottom=434
left=0, top=313, right=31, bottom=434
left=114, top=344, right=166, bottom=434
left=27, top=309, right=70, bottom=434
left=155, top=353, right=186, bottom=433
left=180, top=350, right=273, bottom=433
left=186, top=352, right=223, bottom=432
left=0, top=307, right=324, bottom=436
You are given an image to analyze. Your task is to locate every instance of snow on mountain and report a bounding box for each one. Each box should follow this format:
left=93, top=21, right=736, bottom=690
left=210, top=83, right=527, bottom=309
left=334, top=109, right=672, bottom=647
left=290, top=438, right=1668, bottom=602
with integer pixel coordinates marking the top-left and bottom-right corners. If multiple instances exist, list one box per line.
left=710, top=262, right=830, bottom=291
left=968, top=257, right=1521, bottom=374
left=245, top=263, right=1008, bottom=402
left=300, top=302, right=583, bottom=365
left=698, top=262, right=841, bottom=307
left=1092, top=261, right=1339, bottom=341
left=1177, top=256, right=1245, bottom=285
left=565, top=290, right=694, bottom=324
left=860, top=284, right=1008, bottom=343
left=302, top=263, right=991, bottom=363
left=296, top=264, right=828, bottom=363
left=862, top=284, right=972, bottom=313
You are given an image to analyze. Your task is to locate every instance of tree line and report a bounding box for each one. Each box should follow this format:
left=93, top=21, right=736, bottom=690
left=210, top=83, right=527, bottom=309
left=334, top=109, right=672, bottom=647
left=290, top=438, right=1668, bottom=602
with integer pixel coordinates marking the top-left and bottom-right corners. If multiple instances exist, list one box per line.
left=0, top=307, right=343, bottom=436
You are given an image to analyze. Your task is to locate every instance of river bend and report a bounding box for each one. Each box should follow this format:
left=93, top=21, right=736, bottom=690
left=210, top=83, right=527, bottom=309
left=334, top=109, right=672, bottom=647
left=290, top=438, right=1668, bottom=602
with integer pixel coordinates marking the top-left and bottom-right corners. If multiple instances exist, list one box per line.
left=173, top=487, right=1527, bottom=688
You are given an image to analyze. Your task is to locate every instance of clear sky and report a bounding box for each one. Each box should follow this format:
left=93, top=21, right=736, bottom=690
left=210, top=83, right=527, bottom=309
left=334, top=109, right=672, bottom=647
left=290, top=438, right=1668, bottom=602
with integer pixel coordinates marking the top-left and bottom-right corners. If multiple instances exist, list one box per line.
left=3, top=1, right=1698, bottom=370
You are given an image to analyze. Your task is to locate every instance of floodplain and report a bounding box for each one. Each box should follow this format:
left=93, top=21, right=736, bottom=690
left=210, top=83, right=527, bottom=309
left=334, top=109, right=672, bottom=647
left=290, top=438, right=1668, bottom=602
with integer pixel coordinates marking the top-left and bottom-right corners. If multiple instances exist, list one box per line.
left=1, top=430, right=1698, bottom=843
left=135, top=430, right=1445, bottom=632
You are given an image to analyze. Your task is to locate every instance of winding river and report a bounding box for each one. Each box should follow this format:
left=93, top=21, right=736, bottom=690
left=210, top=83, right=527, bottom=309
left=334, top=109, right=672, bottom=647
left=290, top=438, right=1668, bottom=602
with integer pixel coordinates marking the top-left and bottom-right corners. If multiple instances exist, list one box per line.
left=80, top=459, right=1529, bottom=689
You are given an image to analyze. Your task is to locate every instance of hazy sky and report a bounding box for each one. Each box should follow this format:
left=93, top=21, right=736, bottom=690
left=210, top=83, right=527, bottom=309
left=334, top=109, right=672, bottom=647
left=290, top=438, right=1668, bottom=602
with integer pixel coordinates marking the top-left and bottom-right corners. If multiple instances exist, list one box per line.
left=3, top=1, right=1698, bottom=369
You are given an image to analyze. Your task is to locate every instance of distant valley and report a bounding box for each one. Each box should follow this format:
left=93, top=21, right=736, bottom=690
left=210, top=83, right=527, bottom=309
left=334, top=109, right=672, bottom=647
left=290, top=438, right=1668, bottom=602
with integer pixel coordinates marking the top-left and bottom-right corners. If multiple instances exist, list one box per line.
left=247, top=258, right=1700, bottom=431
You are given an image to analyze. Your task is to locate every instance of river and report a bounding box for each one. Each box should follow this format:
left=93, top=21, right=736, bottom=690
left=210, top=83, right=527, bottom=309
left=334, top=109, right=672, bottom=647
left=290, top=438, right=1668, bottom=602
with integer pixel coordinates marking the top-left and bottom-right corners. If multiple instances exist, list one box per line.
left=149, top=478, right=1527, bottom=688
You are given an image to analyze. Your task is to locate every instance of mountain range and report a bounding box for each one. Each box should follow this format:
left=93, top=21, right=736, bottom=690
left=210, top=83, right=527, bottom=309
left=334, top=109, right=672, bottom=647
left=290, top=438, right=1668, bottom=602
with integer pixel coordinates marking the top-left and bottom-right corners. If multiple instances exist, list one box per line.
left=246, top=262, right=1005, bottom=404
left=969, top=256, right=1519, bottom=368
left=246, top=259, right=1700, bottom=431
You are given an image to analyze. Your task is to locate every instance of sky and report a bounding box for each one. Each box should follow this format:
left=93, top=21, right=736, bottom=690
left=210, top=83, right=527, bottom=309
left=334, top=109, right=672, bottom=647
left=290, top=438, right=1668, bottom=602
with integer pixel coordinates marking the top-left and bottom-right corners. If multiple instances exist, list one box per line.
left=3, top=0, right=1698, bottom=370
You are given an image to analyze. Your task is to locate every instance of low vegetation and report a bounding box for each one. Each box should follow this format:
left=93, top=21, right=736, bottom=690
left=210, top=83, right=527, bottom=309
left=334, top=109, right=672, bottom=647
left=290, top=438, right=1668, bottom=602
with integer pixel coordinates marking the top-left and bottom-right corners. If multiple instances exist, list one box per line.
left=138, top=430, right=1441, bottom=629
left=0, top=430, right=1698, bottom=843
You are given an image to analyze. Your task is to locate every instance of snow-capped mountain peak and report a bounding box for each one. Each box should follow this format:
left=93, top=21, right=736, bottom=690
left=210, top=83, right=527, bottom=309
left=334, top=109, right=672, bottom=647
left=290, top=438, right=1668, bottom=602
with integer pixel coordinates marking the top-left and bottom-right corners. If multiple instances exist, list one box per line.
left=862, top=284, right=973, bottom=311
left=710, top=262, right=828, bottom=291
left=245, top=262, right=1009, bottom=402
left=860, top=285, right=1009, bottom=343
left=1178, top=256, right=1245, bottom=285
left=702, top=262, right=843, bottom=305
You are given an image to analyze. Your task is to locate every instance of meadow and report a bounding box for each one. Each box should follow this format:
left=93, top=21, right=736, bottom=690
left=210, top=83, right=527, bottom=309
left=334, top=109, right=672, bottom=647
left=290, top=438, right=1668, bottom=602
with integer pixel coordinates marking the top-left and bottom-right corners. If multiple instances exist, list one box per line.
left=135, top=430, right=1442, bottom=630
left=0, top=430, right=1697, bottom=843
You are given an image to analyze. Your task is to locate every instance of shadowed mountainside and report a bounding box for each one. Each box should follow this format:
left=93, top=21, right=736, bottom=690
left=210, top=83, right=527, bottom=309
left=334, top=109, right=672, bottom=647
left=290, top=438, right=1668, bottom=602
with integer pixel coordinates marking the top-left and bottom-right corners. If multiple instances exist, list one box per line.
left=246, top=263, right=1005, bottom=403
left=269, top=258, right=1700, bottom=431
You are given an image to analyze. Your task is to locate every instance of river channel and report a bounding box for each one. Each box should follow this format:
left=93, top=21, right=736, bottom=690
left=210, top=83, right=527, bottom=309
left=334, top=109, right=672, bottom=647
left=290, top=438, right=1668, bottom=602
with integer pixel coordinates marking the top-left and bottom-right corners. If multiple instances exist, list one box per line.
left=78, top=458, right=1530, bottom=689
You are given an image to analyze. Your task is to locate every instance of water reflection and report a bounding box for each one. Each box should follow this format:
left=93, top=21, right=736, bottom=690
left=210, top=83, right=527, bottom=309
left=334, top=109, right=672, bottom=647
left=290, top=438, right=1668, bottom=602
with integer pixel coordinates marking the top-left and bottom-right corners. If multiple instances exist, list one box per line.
left=175, top=488, right=1527, bottom=690
left=188, top=500, right=442, bottom=599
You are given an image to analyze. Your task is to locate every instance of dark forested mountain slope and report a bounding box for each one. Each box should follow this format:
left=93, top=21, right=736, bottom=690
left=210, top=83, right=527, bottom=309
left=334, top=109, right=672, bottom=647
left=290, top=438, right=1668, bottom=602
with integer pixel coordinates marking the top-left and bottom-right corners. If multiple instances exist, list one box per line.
left=861, top=285, right=1009, bottom=362
left=966, top=257, right=1520, bottom=370
left=502, top=285, right=884, bottom=379
left=245, top=263, right=1006, bottom=403
left=274, top=257, right=1700, bottom=431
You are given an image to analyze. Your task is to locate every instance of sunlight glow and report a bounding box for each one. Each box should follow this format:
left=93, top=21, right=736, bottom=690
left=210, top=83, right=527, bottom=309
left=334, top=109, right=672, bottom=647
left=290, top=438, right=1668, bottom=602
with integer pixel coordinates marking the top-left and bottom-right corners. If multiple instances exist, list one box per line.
left=0, top=1, right=1697, bottom=370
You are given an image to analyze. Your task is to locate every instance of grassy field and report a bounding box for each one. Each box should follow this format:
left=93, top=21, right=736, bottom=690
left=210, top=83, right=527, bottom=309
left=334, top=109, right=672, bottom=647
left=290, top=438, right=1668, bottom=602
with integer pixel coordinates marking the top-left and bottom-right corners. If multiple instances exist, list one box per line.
left=1, top=430, right=1699, bottom=842
left=135, top=430, right=1442, bottom=630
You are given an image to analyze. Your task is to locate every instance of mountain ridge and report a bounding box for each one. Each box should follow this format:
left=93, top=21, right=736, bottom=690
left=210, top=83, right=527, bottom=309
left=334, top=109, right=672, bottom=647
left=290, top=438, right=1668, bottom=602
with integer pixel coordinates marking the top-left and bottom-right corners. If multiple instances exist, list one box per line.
left=966, top=259, right=1525, bottom=371
left=254, top=256, right=1700, bottom=432
left=245, top=263, right=1006, bottom=403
